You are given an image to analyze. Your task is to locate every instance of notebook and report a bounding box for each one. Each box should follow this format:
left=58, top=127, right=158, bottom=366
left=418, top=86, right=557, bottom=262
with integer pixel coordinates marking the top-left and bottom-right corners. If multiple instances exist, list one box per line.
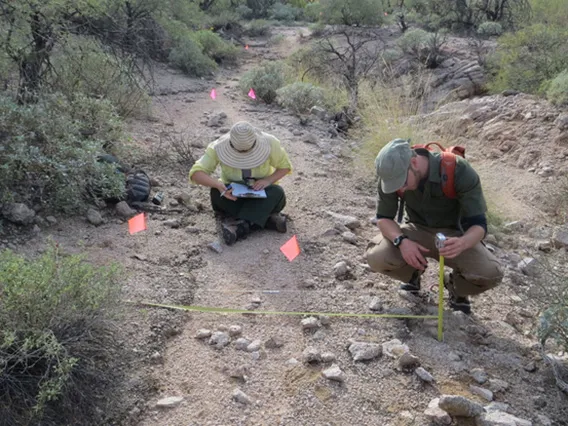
left=230, top=182, right=267, bottom=198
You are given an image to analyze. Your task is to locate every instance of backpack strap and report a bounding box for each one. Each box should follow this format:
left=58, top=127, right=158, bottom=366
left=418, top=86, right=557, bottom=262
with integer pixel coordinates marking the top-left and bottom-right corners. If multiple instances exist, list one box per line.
left=440, top=152, right=458, bottom=199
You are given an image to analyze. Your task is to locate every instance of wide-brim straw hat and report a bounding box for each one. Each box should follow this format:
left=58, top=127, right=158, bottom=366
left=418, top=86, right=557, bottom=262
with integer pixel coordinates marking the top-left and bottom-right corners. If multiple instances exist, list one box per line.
left=214, top=121, right=271, bottom=169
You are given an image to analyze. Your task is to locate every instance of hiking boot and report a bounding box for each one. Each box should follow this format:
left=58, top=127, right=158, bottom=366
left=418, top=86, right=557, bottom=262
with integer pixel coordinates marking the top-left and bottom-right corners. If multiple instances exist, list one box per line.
left=221, top=222, right=237, bottom=245
left=400, top=270, right=421, bottom=293
left=265, top=213, right=287, bottom=233
left=235, top=219, right=250, bottom=240
left=444, top=272, right=471, bottom=315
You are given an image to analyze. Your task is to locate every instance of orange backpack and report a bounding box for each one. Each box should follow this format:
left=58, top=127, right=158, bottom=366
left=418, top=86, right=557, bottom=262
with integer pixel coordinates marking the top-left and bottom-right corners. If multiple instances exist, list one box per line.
left=395, top=142, right=465, bottom=222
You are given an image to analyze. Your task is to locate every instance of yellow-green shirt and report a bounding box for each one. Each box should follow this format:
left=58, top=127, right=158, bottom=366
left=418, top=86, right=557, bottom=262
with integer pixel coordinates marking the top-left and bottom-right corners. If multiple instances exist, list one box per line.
left=189, top=133, right=293, bottom=184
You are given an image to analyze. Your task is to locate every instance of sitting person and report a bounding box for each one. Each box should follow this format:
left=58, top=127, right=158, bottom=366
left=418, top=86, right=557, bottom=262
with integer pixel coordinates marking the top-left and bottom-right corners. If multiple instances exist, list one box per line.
left=189, top=121, right=292, bottom=245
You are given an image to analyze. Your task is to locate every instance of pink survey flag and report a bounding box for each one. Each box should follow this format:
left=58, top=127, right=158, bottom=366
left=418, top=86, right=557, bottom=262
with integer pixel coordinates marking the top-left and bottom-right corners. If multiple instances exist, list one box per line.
left=248, top=88, right=256, bottom=100
left=280, top=235, right=301, bottom=262
left=210, top=88, right=217, bottom=100
left=245, top=44, right=249, bottom=50
left=128, top=213, right=147, bottom=235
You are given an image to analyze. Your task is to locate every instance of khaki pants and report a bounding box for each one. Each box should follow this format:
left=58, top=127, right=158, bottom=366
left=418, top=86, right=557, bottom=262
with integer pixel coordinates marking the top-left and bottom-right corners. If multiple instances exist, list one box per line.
left=365, top=223, right=503, bottom=297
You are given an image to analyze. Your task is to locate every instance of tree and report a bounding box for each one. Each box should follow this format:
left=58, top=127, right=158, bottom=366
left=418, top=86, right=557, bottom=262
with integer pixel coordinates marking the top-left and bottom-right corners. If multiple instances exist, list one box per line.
left=320, top=0, right=386, bottom=26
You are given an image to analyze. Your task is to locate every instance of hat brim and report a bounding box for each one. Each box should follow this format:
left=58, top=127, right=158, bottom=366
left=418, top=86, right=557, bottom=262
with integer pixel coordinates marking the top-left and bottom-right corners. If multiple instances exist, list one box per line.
left=214, top=131, right=271, bottom=169
left=380, top=171, right=407, bottom=194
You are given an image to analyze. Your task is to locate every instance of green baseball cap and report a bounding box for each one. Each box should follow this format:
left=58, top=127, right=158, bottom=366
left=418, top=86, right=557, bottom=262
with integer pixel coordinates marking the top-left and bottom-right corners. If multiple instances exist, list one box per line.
left=375, top=138, right=412, bottom=193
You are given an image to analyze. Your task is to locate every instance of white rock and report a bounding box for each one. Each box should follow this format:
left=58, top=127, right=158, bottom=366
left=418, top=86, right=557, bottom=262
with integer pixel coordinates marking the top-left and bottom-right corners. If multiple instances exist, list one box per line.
left=246, top=339, right=262, bottom=352
left=369, top=297, right=383, bottom=312
left=302, top=347, right=322, bottom=364
left=348, top=342, right=381, bottom=361
left=232, top=388, right=252, bottom=405
left=342, top=231, right=358, bottom=244
left=322, top=364, right=345, bottom=382
left=488, top=378, right=509, bottom=392
left=518, top=257, right=541, bottom=277
left=325, top=211, right=361, bottom=229
left=439, top=395, right=484, bottom=417
left=475, top=411, right=532, bottom=426
left=209, top=331, right=230, bottom=349
left=301, top=316, right=321, bottom=330
left=228, top=325, right=242, bottom=337
left=195, top=329, right=212, bottom=339
left=424, top=398, right=452, bottom=425
left=485, top=402, right=510, bottom=413
left=535, top=414, right=552, bottom=426
left=415, top=367, right=435, bottom=383
left=382, top=339, right=409, bottom=358
left=234, top=338, right=250, bottom=351
left=470, top=385, right=493, bottom=401
left=333, top=261, right=350, bottom=278
left=156, top=396, right=184, bottom=408
left=321, top=352, right=337, bottom=363
left=470, top=368, right=488, bottom=384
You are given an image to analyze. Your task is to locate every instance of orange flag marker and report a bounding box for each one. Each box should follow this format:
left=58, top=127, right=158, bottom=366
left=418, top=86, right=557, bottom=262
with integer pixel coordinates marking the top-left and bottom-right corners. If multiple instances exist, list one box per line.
left=210, top=88, right=217, bottom=100
left=248, top=88, right=256, bottom=100
left=280, top=235, right=300, bottom=262
left=245, top=44, right=249, bottom=50
left=128, top=213, right=147, bottom=235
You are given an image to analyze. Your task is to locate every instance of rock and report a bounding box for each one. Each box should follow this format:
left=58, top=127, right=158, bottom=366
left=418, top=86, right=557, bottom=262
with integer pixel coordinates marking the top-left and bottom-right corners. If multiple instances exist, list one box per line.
left=207, top=112, right=227, bottom=127
left=523, top=361, right=536, bottom=372
left=303, top=133, right=318, bottom=144
left=348, top=342, right=381, bottom=361
left=438, top=395, right=484, bottom=417
left=265, top=336, right=284, bottom=349
left=195, top=329, right=212, bottom=339
left=470, top=368, right=489, bottom=384
left=300, top=279, right=317, bottom=288
left=156, top=396, right=184, bottom=408
left=342, top=231, right=358, bottom=244
left=232, top=388, right=252, bottom=405
left=382, top=339, right=409, bottom=358
left=209, top=332, right=230, bottom=349
left=488, top=379, right=509, bottom=393
left=207, top=241, right=223, bottom=253
left=228, top=325, right=242, bottom=337
left=174, top=192, right=192, bottom=206
left=552, top=225, right=568, bottom=249
left=246, top=339, right=262, bottom=352
left=115, top=201, right=135, bottom=218
left=310, top=106, right=327, bottom=120
left=2, top=203, right=35, bottom=225
left=555, top=113, right=568, bottom=131
left=485, top=402, right=510, bottom=413
left=398, top=352, right=420, bottom=372
left=536, top=240, right=552, bottom=252
left=333, top=261, right=350, bottom=279
left=86, top=208, right=104, bottom=226
left=302, top=347, right=322, bottom=364
left=535, top=415, right=552, bottom=426
left=234, top=338, right=250, bottom=351
left=325, top=211, right=361, bottom=230
left=301, top=316, right=321, bottom=330
left=518, top=257, right=541, bottom=277
left=470, top=385, right=493, bottom=401
left=229, top=365, right=249, bottom=380
left=321, top=352, right=337, bottom=363
left=424, top=398, right=452, bottom=425
left=322, top=364, right=345, bottom=382
left=163, top=219, right=181, bottom=229
left=369, top=297, right=383, bottom=312
left=319, top=315, right=331, bottom=326
left=415, top=367, right=435, bottom=383
left=46, top=216, right=57, bottom=225
left=475, top=411, right=532, bottom=426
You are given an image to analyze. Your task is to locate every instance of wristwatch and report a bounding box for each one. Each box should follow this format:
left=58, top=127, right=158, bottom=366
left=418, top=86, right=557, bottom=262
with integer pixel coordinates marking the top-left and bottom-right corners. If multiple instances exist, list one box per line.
left=393, top=234, right=409, bottom=248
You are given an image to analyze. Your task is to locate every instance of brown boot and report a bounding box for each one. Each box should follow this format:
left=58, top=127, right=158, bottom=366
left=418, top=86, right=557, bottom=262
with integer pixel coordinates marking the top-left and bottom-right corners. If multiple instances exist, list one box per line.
left=265, top=213, right=287, bottom=233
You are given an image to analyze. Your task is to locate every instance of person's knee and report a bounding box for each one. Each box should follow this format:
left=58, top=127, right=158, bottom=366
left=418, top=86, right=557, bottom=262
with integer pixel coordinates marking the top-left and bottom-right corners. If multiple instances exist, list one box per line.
left=461, top=261, right=504, bottom=293
left=365, top=244, right=390, bottom=273
left=268, top=184, right=285, bottom=198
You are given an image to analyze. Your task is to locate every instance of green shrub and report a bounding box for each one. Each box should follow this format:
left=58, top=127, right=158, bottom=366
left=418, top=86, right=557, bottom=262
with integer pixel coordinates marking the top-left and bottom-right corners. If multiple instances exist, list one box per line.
left=546, top=70, right=568, bottom=106
left=319, top=0, right=385, bottom=26
left=488, top=24, right=568, bottom=94
left=236, top=4, right=254, bottom=19
left=530, top=0, right=568, bottom=28
left=246, top=19, right=272, bottom=37
left=276, top=82, right=325, bottom=115
left=308, top=21, right=326, bottom=37
left=304, top=1, right=323, bottom=22
left=397, top=28, right=446, bottom=68
left=246, top=0, right=277, bottom=18
left=0, top=245, right=121, bottom=425
left=191, top=30, right=238, bottom=64
left=206, top=10, right=243, bottom=31
left=270, top=3, right=302, bottom=21
left=0, top=93, right=126, bottom=212
left=240, top=61, right=290, bottom=103
left=477, top=21, right=504, bottom=37
left=168, top=35, right=217, bottom=76
left=48, top=36, right=150, bottom=118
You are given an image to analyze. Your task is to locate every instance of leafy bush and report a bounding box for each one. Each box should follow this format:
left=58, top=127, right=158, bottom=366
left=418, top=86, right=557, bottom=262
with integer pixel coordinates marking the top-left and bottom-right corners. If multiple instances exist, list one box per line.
left=477, top=21, right=504, bottom=37
left=236, top=4, right=254, bottom=19
left=270, top=3, right=302, bottom=21
left=191, top=30, right=238, bottom=64
left=0, top=245, right=121, bottom=425
left=397, top=28, right=446, bottom=68
left=304, top=1, right=323, bottom=22
left=246, top=0, right=277, bottom=18
left=48, top=36, right=150, bottom=118
left=205, top=10, right=242, bottom=32
left=276, top=82, right=325, bottom=115
left=546, top=70, right=568, bottom=106
left=240, top=61, right=290, bottom=103
left=0, top=93, right=126, bottom=212
left=308, top=21, right=326, bottom=37
left=246, top=19, right=272, bottom=37
left=168, top=35, right=217, bottom=76
left=530, top=0, right=568, bottom=28
left=488, top=24, right=568, bottom=94
left=319, top=0, right=386, bottom=26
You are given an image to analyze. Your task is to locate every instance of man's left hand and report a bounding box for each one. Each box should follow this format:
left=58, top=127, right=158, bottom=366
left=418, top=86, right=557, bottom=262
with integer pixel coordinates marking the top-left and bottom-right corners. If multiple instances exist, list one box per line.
left=439, top=237, right=467, bottom=259
left=252, top=179, right=271, bottom=190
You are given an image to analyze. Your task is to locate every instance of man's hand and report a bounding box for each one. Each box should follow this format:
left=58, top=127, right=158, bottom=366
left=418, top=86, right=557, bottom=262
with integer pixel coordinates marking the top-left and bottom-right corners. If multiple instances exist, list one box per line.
left=399, top=239, right=429, bottom=270
left=219, top=183, right=237, bottom=201
left=438, top=237, right=467, bottom=259
left=252, top=179, right=271, bottom=191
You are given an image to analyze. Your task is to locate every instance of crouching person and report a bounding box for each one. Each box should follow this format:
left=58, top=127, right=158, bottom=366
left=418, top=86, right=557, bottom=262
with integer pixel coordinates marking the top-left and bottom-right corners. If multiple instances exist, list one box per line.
left=365, top=139, right=503, bottom=314
left=189, top=121, right=292, bottom=245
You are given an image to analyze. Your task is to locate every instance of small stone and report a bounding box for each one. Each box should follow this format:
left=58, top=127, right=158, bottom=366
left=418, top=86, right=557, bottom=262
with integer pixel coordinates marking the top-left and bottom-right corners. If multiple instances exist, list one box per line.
left=301, top=316, right=321, bottom=330
left=195, top=329, right=212, bottom=339
left=424, top=398, right=452, bottom=425
left=488, top=379, right=509, bottom=393
left=251, top=296, right=262, bottom=305
left=2, top=203, right=35, bottom=225
left=518, top=257, right=541, bottom=277
left=322, top=364, right=345, bottom=382
left=86, top=208, right=103, bottom=226
left=470, top=368, right=489, bottom=384
left=475, top=411, right=532, bottom=426
left=536, top=414, right=552, bottom=426
left=46, top=216, right=57, bottom=225
left=232, top=388, right=252, bottom=405
left=265, top=336, right=284, bottom=349
left=246, top=339, right=262, bottom=352
left=163, top=219, right=181, bottom=229
left=484, top=402, right=510, bottom=413
left=301, top=279, right=317, bottom=288
left=524, top=361, right=536, bottom=372
left=228, top=325, right=242, bottom=337
left=302, top=347, right=322, bottom=364
left=333, top=261, right=350, bottom=278
left=415, top=367, right=435, bottom=383
left=325, top=211, right=361, bottom=230
left=438, top=395, right=484, bottom=417
left=398, top=352, right=420, bottom=372
left=235, top=338, right=250, bottom=351
left=319, top=316, right=331, bottom=326
left=382, top=339, right=409, bottom=358
left=115, top=201, right=135, bottom=218
left=342, top=231, right=358, bottom=244
left=229, top=365, right=249, bottom=380
left=321, top=352, right=337, bottom=363
left=448, top=352, right=461, bottom=362
left=348, top=342, right=381, bottom=361
left=209, top=331, right=230, bottom=349
left=156, top=396, right=184, bottom=408
left=469, top=385, right=493, bottom=401
left=207, top=241, right=223, bottom=254
left=369, top=297, right=383, bottom=312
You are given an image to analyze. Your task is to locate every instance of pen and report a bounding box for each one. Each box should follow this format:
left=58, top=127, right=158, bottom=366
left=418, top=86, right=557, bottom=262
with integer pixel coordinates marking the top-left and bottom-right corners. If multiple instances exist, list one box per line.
left=220, top=184, right=232, bottom=198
